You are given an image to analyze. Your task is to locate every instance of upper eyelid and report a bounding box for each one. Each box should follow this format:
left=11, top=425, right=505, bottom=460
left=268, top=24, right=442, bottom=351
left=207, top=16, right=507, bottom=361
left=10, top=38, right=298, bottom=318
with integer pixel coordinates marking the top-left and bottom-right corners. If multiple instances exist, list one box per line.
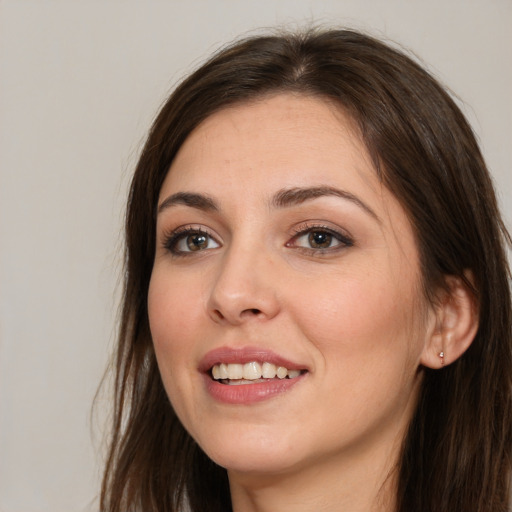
left=162, top=224, right=217, bottom=238
left=289, top=222, right=353, bottom=240
left=158, top=214, right=224, bottom=235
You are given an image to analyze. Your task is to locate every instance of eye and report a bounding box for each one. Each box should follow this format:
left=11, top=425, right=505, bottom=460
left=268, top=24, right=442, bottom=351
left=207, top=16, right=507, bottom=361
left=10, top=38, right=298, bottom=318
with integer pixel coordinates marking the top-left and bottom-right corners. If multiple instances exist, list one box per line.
left=287, top=225, right=353, bottom=253
left=164, top=227, right=220, bottom=255
left=304, top=230, right=335, bottom=249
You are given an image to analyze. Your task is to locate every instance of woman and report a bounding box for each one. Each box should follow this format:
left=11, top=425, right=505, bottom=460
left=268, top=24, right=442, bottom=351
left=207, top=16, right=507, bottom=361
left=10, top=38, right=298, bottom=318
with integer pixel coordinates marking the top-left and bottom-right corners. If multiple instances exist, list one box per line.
left=100, top=29, right=512, bottom=511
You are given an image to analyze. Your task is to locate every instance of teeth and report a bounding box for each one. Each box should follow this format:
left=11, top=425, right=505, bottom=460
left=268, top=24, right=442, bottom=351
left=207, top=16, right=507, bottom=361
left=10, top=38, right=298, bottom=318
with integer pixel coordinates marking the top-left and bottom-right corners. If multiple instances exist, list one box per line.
left=261, top=362, right=277, bottom=378
left=227, top=363, right=243, bottom=380
left=243, top=362, right=262, bottom=379
left=276, top=366, right=287, bottom=379
left=219, top=363, right=229, bottom=379
left=211, top=361, right=303, bottom=381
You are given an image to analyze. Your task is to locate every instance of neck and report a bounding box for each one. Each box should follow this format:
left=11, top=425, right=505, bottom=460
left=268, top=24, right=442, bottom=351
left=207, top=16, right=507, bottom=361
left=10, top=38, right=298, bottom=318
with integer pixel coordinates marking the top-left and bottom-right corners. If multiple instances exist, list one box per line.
left=228, top=439, right=399, bottom=512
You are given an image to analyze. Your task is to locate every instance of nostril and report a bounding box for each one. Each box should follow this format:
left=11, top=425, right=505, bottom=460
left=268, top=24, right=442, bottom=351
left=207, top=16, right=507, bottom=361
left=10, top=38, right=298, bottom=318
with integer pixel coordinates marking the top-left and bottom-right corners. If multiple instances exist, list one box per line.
left=209, top=304, right=267, bottom=324
left=244, top=308, right=261, bottom=316
left=213, top=310, right=225, bottom=321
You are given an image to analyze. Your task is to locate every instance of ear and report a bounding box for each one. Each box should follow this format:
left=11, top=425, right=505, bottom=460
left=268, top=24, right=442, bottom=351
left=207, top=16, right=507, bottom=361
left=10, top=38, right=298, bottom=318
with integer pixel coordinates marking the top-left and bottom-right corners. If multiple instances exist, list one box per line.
left=420, top=274, right=479, bottom=369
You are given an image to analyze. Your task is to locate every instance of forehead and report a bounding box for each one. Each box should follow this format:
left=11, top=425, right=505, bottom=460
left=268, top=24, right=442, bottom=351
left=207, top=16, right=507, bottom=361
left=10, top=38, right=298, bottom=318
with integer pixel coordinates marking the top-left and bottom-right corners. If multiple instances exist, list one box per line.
left=162, top=94, right=380, bottom=198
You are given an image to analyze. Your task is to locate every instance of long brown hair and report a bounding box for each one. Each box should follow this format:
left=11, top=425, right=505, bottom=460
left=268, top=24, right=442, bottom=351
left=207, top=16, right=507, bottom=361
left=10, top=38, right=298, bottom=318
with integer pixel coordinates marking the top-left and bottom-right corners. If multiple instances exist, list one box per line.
left=100, top=28, right=512, bottom=511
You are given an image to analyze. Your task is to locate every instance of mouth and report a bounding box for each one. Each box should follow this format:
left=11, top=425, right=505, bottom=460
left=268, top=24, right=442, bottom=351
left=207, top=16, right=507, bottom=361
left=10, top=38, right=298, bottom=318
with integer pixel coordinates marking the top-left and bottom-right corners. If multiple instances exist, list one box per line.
left=200, top=347, right=309, bottom=403
left=210, top=361, right=306, bottom=385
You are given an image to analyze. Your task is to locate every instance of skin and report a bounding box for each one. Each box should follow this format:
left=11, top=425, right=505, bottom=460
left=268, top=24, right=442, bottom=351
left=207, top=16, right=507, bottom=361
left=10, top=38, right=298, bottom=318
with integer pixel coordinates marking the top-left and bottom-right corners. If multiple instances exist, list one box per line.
left=148, top=94, right=440, bottom=512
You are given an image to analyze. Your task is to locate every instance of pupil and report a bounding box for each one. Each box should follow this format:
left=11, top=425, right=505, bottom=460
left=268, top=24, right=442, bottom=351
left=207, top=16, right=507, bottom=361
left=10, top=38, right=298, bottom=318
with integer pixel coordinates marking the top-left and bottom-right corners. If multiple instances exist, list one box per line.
left=309, top=231, right=331, bottom=248
left=187, top=234, right=208, bottom=251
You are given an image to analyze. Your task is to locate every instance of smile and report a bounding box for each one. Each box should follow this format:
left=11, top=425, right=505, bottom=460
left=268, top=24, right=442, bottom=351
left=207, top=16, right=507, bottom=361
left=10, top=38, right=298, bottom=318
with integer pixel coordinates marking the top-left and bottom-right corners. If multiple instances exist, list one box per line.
left=200, top=347, right=308, bottom=404
left=211, top=361, right=303, bottom=384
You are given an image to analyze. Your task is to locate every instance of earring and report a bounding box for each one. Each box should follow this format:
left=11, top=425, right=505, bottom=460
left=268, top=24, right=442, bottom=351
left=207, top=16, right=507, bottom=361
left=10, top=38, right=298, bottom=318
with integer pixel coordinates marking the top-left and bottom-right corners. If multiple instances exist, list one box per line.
left=439, top=351, right=445, bottom=366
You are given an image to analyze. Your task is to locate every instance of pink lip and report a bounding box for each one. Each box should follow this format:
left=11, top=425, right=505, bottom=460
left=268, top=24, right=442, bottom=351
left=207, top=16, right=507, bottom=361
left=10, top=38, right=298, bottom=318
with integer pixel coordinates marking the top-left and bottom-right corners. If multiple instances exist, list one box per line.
left=199, top=346, right=308, bottom=405
left=198, top=346, right=306, bottom=373
left=203, top=374, right=306, bottom=404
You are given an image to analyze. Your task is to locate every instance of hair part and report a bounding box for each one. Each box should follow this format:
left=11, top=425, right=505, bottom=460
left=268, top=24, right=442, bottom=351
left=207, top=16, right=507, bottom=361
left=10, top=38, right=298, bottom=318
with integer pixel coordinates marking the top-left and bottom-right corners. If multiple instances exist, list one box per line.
left=100, top=28, right=512, bottom=511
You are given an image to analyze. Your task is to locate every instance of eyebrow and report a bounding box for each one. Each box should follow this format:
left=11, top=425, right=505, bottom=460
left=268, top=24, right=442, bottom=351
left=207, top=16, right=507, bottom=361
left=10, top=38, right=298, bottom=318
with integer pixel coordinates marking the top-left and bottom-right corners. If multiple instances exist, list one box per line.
left=157, top=186, right=379, bottom=221
left=271, top=186, right=379, bottom=221
left=158, top=192, right=219, bottom=214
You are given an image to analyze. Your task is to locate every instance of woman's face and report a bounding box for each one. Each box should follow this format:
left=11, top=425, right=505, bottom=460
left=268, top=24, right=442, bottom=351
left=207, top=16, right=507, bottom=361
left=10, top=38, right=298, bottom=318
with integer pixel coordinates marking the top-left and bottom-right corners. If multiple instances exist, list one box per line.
left=148, top=94, right=433, bottom=478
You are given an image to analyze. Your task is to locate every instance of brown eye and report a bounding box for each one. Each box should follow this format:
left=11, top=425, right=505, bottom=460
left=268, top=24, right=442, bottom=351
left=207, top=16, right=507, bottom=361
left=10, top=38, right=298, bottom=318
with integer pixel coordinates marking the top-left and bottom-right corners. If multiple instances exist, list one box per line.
left=165, top=228, right=220, bottom=255
left=308, top=231, right=333, bottom=249
left=288, top=225, right=354, bottom=253
left=187, top=233, right=209, bottom=251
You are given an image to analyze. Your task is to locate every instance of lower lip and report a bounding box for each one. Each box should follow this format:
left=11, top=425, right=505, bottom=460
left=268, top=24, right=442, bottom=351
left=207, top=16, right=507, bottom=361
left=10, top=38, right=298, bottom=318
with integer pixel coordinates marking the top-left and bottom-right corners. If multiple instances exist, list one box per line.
left=203, top=373, right=305, bottom=404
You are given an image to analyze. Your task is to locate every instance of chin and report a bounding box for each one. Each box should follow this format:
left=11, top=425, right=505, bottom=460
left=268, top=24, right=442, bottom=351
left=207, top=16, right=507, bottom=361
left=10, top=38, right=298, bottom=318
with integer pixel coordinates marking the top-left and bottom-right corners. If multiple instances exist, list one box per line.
left=212, top=451, right=300, bottom=477
left=197, top=427, right=303, bottom=475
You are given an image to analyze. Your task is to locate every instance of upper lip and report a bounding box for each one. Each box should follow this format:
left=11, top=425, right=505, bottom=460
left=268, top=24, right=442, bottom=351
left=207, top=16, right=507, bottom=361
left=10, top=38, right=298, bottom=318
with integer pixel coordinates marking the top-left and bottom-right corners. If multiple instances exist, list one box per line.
left=199, top=346, right=308, bottom=373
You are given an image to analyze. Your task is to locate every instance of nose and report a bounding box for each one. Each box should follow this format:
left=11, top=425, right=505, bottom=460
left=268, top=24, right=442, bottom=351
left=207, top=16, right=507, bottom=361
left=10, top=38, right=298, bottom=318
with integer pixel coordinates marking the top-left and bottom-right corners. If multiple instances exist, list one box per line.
left=207, top=241, right=281, bottom=325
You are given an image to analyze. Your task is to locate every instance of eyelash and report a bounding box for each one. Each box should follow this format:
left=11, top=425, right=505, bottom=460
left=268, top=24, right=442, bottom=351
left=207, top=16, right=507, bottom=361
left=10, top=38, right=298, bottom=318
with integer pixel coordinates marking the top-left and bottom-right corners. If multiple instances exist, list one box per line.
left=162, top=223, right=354, bottom=256
left=162, top=226, right=219, bottom=256
left=287, top=223, right=354, bottom=254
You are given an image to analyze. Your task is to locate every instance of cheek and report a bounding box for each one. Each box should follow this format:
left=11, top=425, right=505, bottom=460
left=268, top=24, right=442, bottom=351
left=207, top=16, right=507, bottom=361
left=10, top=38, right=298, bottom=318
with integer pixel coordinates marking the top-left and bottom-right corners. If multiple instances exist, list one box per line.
left=148, top=265, right=205, bottom=344
left=147, top=269, right=205, bottom=402
left=290, top=264, right=425, bottom=369
left=292, top=268, right=426, bottom=424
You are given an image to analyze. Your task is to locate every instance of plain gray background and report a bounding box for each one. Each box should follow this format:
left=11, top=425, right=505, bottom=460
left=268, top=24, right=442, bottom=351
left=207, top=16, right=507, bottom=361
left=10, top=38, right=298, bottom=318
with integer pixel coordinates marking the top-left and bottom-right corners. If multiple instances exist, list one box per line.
left=1, top=1, right=511, bottom=511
